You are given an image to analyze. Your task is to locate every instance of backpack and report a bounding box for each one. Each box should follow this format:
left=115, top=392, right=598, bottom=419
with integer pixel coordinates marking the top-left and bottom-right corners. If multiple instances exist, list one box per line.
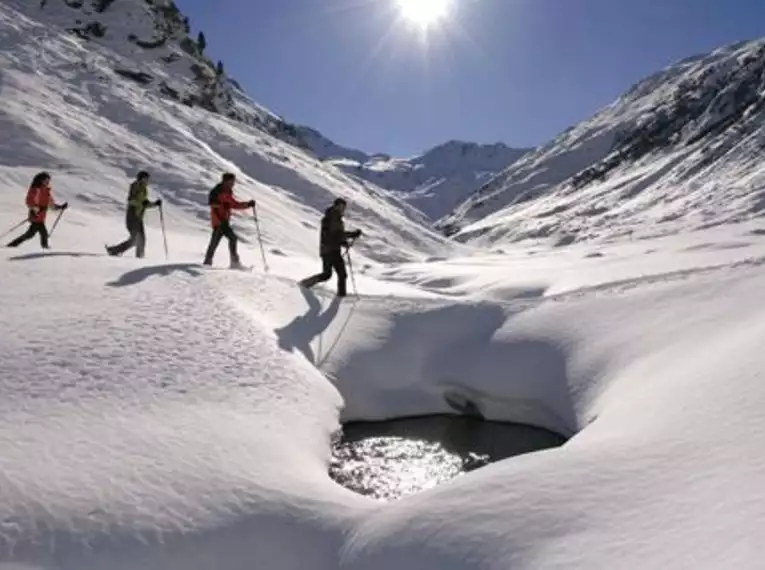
left=208, top=183, right=222, bottom=206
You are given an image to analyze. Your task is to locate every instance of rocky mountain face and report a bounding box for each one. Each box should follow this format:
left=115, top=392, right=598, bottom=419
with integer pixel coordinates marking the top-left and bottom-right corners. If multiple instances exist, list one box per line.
left=438, top=39, right=765, bottom=246
left=31, top=0, right=306, bottom=146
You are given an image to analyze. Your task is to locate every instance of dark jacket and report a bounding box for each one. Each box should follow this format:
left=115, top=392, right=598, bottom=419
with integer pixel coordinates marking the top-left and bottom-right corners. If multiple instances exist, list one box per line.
left=320, top=206, right=356, bottom=255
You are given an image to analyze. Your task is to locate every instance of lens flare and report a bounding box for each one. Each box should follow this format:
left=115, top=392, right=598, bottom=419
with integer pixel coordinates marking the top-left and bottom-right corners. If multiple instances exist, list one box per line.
left=396, top=0, right=452, bottom=27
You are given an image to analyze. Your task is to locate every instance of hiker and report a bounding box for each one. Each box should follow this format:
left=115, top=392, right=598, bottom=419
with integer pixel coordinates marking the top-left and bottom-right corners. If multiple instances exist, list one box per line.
left=7, top=171, right=67, bottom=249
left=106, top=171, right=161, bottom=258
left=299, top=198, right=362, bottom=297
left=203, top=172, right=254, bottom=269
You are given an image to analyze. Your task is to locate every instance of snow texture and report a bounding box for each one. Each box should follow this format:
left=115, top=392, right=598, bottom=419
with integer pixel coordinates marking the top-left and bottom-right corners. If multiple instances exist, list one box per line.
left=2, top=1, right=765, bottom=569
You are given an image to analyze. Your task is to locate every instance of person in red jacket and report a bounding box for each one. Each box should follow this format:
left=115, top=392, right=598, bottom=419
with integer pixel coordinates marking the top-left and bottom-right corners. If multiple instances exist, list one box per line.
left=203, top=172, right=254, bottom=268
left=7, top=172, right=67, bottom=249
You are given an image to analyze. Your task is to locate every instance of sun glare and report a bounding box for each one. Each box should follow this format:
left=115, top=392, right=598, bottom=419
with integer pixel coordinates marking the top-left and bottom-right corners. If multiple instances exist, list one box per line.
left=396, top=0, right=452, bottom=28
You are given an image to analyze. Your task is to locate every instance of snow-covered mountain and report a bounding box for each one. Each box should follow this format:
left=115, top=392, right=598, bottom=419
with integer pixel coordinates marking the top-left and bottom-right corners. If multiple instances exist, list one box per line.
left=30, top=0, right=317, bottom=147
left=1, top=0, right=455, bottom=263
left=4, top=2, right=765, bottom=570
left=300, top=127, right=531, bottom=220
left=438, top=38, right=765, bottom=246
left=27, top=0, right=525, bottom=224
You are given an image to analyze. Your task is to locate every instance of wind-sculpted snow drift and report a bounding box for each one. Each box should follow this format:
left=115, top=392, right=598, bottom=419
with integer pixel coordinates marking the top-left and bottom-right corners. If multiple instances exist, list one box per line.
left=2, top=1, right=765, bottom=569
left=4, top=224, right=765, bottom=570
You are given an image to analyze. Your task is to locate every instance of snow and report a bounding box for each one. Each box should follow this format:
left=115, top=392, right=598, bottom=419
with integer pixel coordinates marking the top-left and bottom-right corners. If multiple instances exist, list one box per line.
left=3, top=1, right=765, bottom=569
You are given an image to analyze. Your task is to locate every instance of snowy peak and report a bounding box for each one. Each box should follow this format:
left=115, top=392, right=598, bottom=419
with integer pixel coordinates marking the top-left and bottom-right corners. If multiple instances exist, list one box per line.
left=295, top=126, right=371, bottom=165
left=298, top=129, right=530, bottom=220
left=438, top=37, right=765, bottom=246
left=414, top=140, right=524, bottom=172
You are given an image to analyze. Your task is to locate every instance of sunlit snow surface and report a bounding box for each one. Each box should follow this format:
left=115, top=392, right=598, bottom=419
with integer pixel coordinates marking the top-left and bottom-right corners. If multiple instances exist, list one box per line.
left=2, top=1, right=765, bottom=569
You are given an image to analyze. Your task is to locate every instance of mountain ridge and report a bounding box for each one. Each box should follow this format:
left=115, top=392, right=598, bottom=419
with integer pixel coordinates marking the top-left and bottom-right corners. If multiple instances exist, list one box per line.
left=438, top=36, right=765, bottom=246
left=298, top=127, right=531, bottom=220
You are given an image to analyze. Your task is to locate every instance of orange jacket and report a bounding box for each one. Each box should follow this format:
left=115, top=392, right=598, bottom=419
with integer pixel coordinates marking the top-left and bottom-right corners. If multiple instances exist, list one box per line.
left=26, top=185, right=56, bottom=224
left=209, top=185, right=250, bottom=228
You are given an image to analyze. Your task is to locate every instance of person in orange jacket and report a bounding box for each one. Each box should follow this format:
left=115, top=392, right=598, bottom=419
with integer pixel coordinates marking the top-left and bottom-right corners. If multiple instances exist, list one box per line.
left=7, top=171, right=67, bottom=249
left=202, top=172, right=254, bottom=268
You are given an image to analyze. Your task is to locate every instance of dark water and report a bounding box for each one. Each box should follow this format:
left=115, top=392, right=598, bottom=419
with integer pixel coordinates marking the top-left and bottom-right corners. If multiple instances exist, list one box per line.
left=330, top=415, right=566, bottom=501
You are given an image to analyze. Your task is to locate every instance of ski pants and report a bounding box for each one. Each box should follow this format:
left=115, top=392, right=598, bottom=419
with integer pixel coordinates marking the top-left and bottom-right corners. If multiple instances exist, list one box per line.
left=203, top=220, right=240, bottom=264
left=107, top=209, right=146, bottom=258
left=7, top=222, right=48, bottom=249
left=301, top=250, right=347, bottom=296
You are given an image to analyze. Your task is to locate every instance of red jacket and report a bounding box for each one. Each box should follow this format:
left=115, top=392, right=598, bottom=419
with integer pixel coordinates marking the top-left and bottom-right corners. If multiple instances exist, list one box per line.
left=26, top=185, right=56, bottom=224
left=209, top=185, right=249, bottom=228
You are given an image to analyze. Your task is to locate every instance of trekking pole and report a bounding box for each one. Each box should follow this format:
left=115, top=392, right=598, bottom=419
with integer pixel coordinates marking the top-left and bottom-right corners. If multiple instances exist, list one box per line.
left=158, top=204, right=169, bottom=260
left=253, top=205, right=269, bottom=272
left=345, top=241, right=358, bottom=297
left=0, top=218, right=27, bottom=240
left=48, top=208, right=65, bottom=239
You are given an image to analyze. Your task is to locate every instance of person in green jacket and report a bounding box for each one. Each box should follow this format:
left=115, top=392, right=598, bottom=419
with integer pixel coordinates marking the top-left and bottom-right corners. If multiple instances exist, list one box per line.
left=106, top=171, right=162, bottom=258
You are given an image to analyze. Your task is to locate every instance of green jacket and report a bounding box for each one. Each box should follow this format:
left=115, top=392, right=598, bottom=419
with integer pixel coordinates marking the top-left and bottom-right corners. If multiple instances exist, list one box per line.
left=127, top=180, right=149, bottom=218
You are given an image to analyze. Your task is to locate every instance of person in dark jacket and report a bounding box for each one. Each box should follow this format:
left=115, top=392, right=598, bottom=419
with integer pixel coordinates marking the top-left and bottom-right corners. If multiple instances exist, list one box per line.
left=203, top=172, right=254, bottom=268
left=7, top=171, right=67, bottom=249
left=106, top=171, right=161, bottom=258
left=299, top=198, right=362, bottom=297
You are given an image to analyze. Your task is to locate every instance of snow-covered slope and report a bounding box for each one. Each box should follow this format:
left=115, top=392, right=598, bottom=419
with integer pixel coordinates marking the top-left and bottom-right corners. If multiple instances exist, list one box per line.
left=5, top=177, right=765, bottom=569
left=0, top=0, right=455, bottom=264
left=32, top=0, right=310, bottom=144
left=439, top=38, right=765, bottom=246
left=300, top=127, right=530, bottom=220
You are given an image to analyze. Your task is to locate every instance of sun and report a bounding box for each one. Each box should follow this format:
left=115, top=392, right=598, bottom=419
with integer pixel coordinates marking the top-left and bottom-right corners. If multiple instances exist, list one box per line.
left=396, top=0, right=452, bottom=28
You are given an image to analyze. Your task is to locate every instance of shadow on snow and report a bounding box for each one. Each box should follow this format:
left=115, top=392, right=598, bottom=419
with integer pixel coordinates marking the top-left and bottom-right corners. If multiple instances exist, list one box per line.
left=7, top=251, right=102, bottom=261
left=106, top=263, right=203, bottom=288
left=274, top=287, right=341, bottom=365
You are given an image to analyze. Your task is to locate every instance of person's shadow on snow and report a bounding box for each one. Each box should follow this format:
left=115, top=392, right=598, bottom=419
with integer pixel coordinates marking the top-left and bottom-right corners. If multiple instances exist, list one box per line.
left=8, top=251, right=101, bottom=261
left=275, top=288, right=341, bottom=365
left=106, top=263, right=203, bottom=288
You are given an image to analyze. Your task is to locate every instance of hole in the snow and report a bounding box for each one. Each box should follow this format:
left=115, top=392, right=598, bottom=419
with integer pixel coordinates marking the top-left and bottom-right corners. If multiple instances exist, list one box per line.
left=330, top=414, right=566, bottom=501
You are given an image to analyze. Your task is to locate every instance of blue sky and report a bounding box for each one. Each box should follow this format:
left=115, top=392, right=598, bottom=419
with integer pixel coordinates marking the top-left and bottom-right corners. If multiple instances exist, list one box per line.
left=177, top=0, right=765, bottom=156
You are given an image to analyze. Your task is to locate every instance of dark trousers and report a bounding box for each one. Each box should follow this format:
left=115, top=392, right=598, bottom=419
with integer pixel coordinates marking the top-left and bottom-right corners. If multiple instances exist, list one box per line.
left=7, top=222, right=49, bottom=249
left=107, top=209, right=145, bottom=258
left=301, top=250, right=347, bottom=296
left=203, top=221, right=239, bottom=264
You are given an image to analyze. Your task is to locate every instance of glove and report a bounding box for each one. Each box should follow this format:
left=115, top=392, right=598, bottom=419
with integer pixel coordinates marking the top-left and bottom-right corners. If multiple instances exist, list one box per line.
left=248, top=200, right=256, bottom=208
left=57, top=202, right=68, bottom=211
left=155, top=199, right=163, bottom=207
left=143, top=199, right=151, bottom=207
left=352, top=229, right=362, bottom=238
